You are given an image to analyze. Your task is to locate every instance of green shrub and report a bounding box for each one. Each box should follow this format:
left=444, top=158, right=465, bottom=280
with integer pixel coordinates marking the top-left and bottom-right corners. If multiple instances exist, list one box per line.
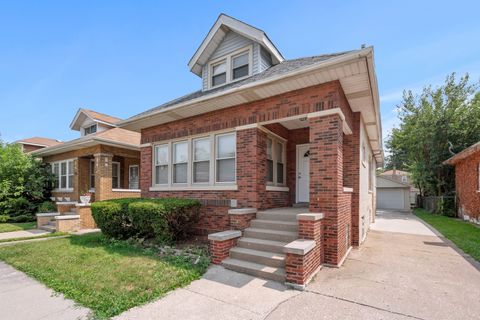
left=8, top=214, right=35, bottom=223
left=0, top=215, right=9, bottom=223
left=92, top=198, right=201, bottom=242
left=38, top=201, right=56, bottom=213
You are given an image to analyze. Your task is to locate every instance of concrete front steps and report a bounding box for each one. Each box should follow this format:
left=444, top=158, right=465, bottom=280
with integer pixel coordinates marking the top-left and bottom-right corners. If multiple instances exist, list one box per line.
left=39, top=208, right=78, bottom=232
left=222, top=208, right=299, bottom=282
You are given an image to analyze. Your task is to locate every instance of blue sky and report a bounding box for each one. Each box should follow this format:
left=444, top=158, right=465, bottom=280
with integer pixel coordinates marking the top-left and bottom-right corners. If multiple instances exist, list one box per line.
left=1, top=1, right=479, bottom=146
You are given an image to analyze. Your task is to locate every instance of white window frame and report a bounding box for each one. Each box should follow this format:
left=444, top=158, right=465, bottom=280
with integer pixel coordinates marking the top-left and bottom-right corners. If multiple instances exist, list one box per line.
left=112, top=161, right=120, bottom=189
left=129, top=165, right=139, bottom=190
left=173, top=141, right=189, bottom=185
left=192, top=137, right=211, bottom=184
left=151, top=131, right=237, bottom=190
left=154, top=144, right=169, bottom=185
left=83, top=124, right=97, bottom=135
left=208, top=45, right=253, bottom=89
left=266, top=135, right=286, bottom=187
left=215, top=132, right=237, bottom=184
left=50, top=159, right=75, bottom=192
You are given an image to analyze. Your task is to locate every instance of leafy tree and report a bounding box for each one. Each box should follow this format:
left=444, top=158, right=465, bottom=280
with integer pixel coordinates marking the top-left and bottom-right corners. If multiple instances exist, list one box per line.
left=0, top=140, right=54, bottom=219
left=385, top=73, right=480, bottom=196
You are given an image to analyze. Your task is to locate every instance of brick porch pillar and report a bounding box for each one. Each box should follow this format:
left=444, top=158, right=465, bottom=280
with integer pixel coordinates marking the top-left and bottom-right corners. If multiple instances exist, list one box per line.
left=236, top=127, right=267, bottom=209
left=308, top=114, right=345, bottom=266
left=94, top=153, right=113, bottom=201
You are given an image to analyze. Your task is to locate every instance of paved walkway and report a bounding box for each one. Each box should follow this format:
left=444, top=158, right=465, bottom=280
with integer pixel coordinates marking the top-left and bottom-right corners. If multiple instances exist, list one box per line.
left=0, top=229, right=50, bottom=241
left=0, top=262, right=91, bottom=319
left=116, top=209, right=480, bottom=320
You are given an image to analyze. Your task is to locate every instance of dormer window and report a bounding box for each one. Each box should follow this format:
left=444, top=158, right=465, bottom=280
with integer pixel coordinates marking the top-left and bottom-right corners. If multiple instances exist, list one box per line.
left=209, top=46, right=252, bottom=89
left=232, top=52, right=249, bottom=80
left=212, top=60, right=227, bottom=87
left=84, top=124, right=97, bottom=135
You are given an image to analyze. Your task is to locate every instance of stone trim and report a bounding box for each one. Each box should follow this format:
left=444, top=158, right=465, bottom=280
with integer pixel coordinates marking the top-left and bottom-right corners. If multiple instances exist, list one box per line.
left=75, top=203, right=91, bottom=207
left=228, top=208, right=257, bottom=215
left=112, top=188, right=141, bottom=192
left=343, top=187, right=354, bottom=193
left=266, top=186, right=289, bottom=192
left=56, top=201, right=78, bottom=205
left=208, top=230, right=241, bottom=241
left=55, top=215, right=80, bottom=220
left=297, top=213, right=324, bottom=221
left=36, top=212, right=58, bottom=217
left=283, top=239, right=315, bottom=255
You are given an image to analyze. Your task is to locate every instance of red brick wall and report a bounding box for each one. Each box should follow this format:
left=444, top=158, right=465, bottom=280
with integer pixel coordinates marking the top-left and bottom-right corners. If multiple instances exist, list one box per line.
left=454, top=152, right=480, bottom=221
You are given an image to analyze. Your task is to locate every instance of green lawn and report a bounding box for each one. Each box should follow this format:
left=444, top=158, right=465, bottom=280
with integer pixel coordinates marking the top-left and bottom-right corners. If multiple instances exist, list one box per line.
left=0, top=233, right=209, bottom=318
left=414, top=208, right=480, bottom=262
left=0, top=222, right=36, bottom=233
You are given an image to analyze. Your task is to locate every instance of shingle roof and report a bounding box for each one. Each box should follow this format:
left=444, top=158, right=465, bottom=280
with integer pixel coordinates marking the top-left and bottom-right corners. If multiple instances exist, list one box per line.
left=81, top=109, right=122, bottom=125
left=94, top=127, right=140, bottom=146
left=15, top=137, right=62, bottom=147
left=443, top=141, right=480, bottom=165
left=127, top=51, right=355, bottom=121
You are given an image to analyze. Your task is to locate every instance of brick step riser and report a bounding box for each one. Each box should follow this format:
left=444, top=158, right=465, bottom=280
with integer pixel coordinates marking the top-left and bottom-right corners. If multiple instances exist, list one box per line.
left=229, top=250, right=285, bottom=268
left=256, top=213, right=297, bottom=222
left=250, top=220, right=298, bottom=232
left=222, top=261, right=285, bottom=282
left=243, top=230, right=297, bottom=243
left=237, top=239, right=285, bottom=254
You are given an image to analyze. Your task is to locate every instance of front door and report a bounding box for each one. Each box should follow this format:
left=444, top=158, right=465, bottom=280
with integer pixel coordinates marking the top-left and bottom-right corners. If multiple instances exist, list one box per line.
left=296, top=144, right=310, bottom=203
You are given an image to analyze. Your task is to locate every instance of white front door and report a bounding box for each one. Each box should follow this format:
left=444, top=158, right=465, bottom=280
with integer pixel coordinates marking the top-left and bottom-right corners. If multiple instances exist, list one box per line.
left=296, top=144, right=310, bottom=203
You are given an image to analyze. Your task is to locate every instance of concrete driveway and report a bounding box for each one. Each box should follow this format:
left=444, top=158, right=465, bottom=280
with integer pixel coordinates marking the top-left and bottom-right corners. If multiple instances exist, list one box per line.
left=116, top=209, right=480, bottom=320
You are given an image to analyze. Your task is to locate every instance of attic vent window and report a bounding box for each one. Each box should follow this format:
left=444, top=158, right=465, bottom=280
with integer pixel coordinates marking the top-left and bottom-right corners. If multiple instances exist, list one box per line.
left=84, top=124, right=97, bottom=135
left=212, top=61, right=227, bottom=87
left=232, top=52, right=249, bottom=80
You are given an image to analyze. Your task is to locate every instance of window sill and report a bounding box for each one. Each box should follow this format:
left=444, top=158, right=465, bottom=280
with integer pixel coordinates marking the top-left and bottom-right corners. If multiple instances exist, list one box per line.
left=112, top=189, right=141, bottom=193
left=52, top=189, right=74, bottom=193
left=343, top=187, right=353, bottom=193
left=149, top=185, right=238, bottom=191
left=266, top=186, right=289, bottom=192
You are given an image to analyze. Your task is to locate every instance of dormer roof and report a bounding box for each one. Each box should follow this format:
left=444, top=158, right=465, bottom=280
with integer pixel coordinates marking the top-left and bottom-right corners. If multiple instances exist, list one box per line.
left=70, top=108, right=122, bottom=131
left=188, top=13, right=284, bottom=77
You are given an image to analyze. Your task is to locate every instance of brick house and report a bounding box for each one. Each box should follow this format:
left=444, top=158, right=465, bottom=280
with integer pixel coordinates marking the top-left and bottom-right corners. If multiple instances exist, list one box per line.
left=444, top=141, right=480, bottom=224
left=15, top=137, right=63, bottom=153
left=118, top=14, right=383, bottom=286
left=31, top=108, right=141, bottom=231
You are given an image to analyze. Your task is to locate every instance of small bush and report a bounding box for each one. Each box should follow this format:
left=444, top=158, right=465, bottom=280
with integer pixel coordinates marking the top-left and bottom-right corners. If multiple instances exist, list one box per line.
left=38, top=201, right=56, bottom=213
left=0, top=215, right=9, bottom=223
left=92, top=198, right=201, bottom=242
left=8, top=214, right=35, bottom=223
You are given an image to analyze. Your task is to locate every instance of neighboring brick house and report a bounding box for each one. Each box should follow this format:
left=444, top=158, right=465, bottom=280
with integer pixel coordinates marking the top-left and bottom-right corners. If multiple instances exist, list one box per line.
left=15, top=137, right=63, bottom=153
left=118, top=14, right=383, bottom=284
left=32, top=108, right=142, bottom=203
left=444, top=141, right=480, bottom=224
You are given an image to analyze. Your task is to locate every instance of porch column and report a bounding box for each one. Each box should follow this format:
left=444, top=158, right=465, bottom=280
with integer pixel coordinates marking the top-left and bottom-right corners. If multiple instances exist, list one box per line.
left=308, top=114, right=346, bottom=266
left=236, top=127, right=267, bottom=209
left=94, top=153, right=113, bottom=201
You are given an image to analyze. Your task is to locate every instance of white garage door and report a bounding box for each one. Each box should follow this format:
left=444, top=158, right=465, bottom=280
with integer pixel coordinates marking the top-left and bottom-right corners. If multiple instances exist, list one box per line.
left=377, top=188, right=405, bottom=209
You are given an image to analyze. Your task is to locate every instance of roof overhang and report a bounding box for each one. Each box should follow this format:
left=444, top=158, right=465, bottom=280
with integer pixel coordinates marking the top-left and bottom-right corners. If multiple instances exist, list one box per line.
left=16, top=141, right=49, bottom=147
left=443, top=141, right=480, bottom=165
left=188, top=14, right=284, bottom=77
left=121, top=47, right=383, bottom=164
left=31, top=136, right=139, bottom=157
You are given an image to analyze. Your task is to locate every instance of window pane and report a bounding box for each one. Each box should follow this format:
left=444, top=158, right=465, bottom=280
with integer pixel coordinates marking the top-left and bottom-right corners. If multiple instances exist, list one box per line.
left=276, top=142, right=284, bottom=162
left=174, top=163, right=187, bottom=183
left=155, top=145, right=169, bottom=165
left=155, top=165, right=168, bottom=184
left=90, top=125, right=97, bottom=133
left=217, top=158, right=235, bottom=182
left=277, top=162, right=284, bottom=184
left=194, top=138, right=210, bottom=161
left=129, top=166, right=139, bottom=189
left=90, top=161, right=95, bottom=188
left=194, top=161, right=209, bottom=183
left=213, top=62, right=226, bottom=75
left=68, top=161, right=73, bottom=175
left=212, top=73, right=226, bottom=86
left=267, top=139, right=273, bottom=160
left=233, top=53, right=248, bottom=68
left=112, top=163, right=119, bottom=178
left=267, top=159, right=273, bottom=182
left=61, top=176, right=67, bottom=189
left=53, top=163, right=59, bottom=188
left=233, top=65, right=248, bottom=79
left=61, top=162, right=67, bottom=175
left=217, top=134, right=235, bottom=158
left=174, top=142, right=188, bottom=163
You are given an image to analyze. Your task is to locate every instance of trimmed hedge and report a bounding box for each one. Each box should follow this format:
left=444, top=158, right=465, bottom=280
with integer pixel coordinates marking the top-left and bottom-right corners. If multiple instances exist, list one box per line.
left=91, top=198, right=201, bottom=242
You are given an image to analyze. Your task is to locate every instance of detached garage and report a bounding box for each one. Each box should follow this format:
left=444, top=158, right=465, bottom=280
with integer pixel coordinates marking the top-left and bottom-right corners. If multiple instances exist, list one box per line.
left=376, top=176, right=411, bottom=210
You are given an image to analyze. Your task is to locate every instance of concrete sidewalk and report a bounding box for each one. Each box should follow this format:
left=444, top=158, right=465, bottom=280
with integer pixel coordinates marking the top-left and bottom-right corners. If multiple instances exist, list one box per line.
left=116, top=209, right=480, bottom=320
left=0, top=229, right=50, bottom=241
left=0, top=262, right=91, bottom=319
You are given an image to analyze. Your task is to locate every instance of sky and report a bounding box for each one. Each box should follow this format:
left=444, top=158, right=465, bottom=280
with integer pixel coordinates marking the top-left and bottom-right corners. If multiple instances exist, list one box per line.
left=1, top=1, right=479, bottom=148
